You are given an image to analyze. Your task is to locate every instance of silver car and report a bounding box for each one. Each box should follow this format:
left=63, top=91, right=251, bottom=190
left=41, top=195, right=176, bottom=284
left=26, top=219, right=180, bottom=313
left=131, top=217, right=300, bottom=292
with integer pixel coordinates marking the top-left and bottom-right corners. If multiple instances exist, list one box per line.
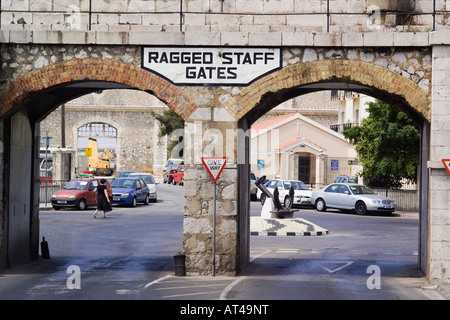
left=310, top=183, right=396, bottom=215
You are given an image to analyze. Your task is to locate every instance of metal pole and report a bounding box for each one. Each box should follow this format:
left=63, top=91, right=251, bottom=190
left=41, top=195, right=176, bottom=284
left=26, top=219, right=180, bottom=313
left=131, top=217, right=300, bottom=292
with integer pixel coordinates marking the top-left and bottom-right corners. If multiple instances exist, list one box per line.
left=89, top=0, right=92, bottom=31
left=212, top=181, right=217, bottom=277
left=327, top=0, right=330, bottom=32
left=45, top=131, right=48, bottom=206
left=180, top=0, right=183, bottom=32
left=432, top=0, right=436, bottom=31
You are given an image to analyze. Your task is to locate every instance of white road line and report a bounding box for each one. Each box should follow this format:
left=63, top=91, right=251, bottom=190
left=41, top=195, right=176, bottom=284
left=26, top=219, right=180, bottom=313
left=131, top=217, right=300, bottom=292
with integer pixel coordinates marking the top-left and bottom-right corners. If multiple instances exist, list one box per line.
left=154, top=283, right=227, bottom=290
left=162, top=290, right=223, bottom=299
left=250, top=249, right=271, bottom=262
left=219, top=277, right=246, bottom=300
left=143, top=275, right=172, bottom=289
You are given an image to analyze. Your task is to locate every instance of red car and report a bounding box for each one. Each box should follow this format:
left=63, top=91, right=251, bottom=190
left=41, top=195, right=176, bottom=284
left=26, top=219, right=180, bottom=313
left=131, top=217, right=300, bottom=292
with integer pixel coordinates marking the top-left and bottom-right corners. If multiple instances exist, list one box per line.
left=172, top=165, right=184, bottom=185
left=51, top=178, right=112, bottom=210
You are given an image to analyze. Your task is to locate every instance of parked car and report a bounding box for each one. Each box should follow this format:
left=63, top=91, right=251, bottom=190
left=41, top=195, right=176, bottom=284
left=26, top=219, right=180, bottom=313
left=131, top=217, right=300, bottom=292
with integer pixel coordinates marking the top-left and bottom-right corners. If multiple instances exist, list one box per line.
left=129, top=172, right=158, bottom=202
left=51, top=178, right=112, bottom=210
left=115, top=170, right=140, bottom=178
left=334, top=175, right=358, bottom=183
left=164, top=158, right=183, bottom=172
left=172, top=165, right=184, bottom=185
left=110, top=177, right=150, bottom=207
left=163, top=165, right=178, bottom=184
left=257, top=179, right=313, bottom=207
left=310, top=183, right=396, bottom=215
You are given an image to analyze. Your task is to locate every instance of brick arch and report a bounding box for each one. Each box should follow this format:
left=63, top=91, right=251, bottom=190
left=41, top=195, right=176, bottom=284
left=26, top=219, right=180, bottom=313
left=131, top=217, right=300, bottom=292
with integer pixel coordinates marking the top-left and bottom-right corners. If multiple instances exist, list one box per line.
left=226, top=60, right=431, bottom=122
left=0, top=59, right=197, bottom=120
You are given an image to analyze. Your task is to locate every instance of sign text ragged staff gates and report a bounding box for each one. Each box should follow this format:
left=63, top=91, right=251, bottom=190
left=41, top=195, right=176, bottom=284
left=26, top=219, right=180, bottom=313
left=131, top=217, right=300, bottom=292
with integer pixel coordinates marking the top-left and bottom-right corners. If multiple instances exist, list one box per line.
left=141, top=46, right=282, bottom=86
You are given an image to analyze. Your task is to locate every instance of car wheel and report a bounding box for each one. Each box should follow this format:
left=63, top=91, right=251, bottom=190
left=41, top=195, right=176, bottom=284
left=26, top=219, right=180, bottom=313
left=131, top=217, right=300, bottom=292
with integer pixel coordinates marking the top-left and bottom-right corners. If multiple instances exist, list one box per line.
left=355, top=201, right=367, bottom=215
left=78, top=199, right=86, bottom=210
left=52, top=206, right=61, bottom=210
left=172, top=179, right=176, bottom=185
left=260, top=194, right=266, bottom=205
left=130, top=197, right=137, bottom=207
left=143, top=193, right=149, bottom=205
left=315, top=198, right=327, bottom=212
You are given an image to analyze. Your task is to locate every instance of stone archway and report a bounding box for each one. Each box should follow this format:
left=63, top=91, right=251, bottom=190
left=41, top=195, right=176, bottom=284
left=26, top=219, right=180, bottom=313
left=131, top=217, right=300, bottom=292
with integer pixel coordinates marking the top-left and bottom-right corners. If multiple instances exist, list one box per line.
left=225, top=59, right=431, bottom=275
left=0, top=59, right=198, bottom=120
left=226, top=60, right=431, bottom=124
left=0, top=59, right=198, bottom=268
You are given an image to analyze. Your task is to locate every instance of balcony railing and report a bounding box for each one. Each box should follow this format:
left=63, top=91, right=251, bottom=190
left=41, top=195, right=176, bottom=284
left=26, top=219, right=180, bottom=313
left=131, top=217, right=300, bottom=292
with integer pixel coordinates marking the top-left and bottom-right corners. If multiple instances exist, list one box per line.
left=330, top=123, right=359, bottom=134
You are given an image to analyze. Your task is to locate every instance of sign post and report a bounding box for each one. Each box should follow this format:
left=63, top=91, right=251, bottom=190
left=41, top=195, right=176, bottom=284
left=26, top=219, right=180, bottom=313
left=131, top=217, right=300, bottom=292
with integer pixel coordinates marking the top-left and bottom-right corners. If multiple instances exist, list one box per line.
left=201, top=157, right=227, bottom=277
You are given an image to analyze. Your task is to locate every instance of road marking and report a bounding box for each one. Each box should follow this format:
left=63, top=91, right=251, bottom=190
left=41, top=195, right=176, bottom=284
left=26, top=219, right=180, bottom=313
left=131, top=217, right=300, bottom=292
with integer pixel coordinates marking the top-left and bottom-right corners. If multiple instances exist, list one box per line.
left=250, top=249, right=271, bottom=262
left=162, top=290, right=223, bottom=299
left=219, top=276, right=246, bottom=300
left=277, top=248, right=298, bottom=253
left=154, top=283, right=227, bottom=290
left=320, top=261, right=354, bottom=273
left=143, top=274, right=172, bottom=289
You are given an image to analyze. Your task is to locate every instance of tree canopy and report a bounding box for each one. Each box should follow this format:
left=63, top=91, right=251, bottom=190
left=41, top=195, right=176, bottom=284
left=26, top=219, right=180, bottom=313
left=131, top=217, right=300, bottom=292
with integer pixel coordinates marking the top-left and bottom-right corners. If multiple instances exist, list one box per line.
left=151, top=108, right=184, bottom=158
left=343, top=100, right=420, bottom=189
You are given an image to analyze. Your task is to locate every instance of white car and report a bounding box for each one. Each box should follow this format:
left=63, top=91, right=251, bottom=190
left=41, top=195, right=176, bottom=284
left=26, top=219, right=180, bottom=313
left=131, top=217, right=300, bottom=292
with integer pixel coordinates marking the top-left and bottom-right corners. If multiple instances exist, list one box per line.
left=310, top=183, right=396, bottom=215
left=257, top=179, right=313, bottom=207
left=129, top=172, right=158, bottom=203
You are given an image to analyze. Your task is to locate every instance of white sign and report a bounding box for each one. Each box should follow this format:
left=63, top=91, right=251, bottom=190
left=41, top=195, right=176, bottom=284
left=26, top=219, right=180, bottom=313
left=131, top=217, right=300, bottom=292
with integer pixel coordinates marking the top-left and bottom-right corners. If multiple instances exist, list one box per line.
left=202, top=157, right=227, bottom=182
left=141, top=47, right=282, bottom=86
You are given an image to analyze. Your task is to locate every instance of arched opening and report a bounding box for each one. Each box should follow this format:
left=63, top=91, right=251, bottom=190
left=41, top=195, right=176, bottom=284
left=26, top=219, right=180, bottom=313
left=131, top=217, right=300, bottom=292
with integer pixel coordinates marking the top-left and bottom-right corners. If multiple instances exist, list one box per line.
left=0, top=60, right=196, bottom=269
left=234, top=61, right=430, bottom=277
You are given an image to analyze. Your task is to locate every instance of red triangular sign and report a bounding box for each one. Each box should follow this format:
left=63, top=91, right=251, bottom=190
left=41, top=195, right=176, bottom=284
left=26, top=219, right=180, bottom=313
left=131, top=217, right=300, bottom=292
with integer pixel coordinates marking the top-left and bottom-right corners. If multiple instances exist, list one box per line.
left=202, top=157, right=227, bottom=182
left=442, top=159, right=450, bottom=176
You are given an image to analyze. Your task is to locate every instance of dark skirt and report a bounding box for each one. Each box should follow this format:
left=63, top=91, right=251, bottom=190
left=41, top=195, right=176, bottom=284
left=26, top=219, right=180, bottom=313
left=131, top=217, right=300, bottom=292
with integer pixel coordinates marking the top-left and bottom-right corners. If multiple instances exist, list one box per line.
left=97, top=197, right=112, bottom=211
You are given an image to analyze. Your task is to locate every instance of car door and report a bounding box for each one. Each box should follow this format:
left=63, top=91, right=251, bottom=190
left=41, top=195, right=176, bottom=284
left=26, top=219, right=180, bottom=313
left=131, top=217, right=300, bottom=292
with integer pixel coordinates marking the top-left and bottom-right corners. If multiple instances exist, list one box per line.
left=135, top=179, right=143, bottom=201
left=87, top=179, right=99, bottom=205
left=322, top=184, right=339, bottom=207
left=335, top=184, right=352, bottom=209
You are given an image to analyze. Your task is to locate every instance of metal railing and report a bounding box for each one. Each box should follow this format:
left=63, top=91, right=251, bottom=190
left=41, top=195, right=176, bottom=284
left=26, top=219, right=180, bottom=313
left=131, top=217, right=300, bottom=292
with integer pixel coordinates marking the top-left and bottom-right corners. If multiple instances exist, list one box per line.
left=1, top=0, right=449, bottom=32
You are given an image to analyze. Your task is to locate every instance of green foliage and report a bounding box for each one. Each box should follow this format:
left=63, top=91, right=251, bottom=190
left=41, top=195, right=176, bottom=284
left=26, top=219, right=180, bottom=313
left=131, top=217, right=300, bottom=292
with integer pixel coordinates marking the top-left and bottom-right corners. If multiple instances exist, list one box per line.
left=343, top=100, right=420, bottom=189
left=151, top=108, right=184, bottom=156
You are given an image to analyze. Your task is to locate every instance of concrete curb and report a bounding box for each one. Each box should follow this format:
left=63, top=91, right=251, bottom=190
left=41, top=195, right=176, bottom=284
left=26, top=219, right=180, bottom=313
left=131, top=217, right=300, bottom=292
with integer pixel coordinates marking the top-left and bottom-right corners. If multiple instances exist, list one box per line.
left=250, top=216, right=329, bottom=237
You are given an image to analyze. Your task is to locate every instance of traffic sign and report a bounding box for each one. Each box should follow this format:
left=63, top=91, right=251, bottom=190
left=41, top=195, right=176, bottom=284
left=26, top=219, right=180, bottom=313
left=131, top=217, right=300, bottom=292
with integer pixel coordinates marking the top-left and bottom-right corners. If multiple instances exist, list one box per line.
left=442, top=159, right=450, bottom=176
left=85, top=148, right=92, bottom=157
left=201, top=157, right=227, bottom=182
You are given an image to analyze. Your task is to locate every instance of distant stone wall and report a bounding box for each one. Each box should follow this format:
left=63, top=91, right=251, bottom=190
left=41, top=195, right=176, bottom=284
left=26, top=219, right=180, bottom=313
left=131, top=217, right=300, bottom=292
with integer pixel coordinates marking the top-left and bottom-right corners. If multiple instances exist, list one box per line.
left=40, top=90, right=169, bottom=175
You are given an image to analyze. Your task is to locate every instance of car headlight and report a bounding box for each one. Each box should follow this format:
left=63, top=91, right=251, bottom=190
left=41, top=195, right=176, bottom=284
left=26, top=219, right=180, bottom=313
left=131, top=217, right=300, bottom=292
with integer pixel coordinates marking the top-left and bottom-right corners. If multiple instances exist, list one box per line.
left=51, top=195, right=56, bottom=199
left=372, top=199, right=381, bottom=204
left=122, top=193, right=130, bottom=197
left=69, top=195, right=76, bottom=199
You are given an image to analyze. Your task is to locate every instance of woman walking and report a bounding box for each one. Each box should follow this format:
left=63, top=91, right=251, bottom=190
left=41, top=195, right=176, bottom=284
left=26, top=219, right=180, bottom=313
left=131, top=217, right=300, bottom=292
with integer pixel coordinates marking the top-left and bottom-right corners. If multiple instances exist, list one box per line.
left=94, top=178, right=111, bottom=218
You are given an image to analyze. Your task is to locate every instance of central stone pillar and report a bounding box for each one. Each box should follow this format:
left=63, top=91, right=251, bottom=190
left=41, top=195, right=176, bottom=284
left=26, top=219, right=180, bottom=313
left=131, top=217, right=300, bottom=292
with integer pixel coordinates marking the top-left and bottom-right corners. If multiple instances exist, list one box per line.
left=182, top=107, right=242, bottom=276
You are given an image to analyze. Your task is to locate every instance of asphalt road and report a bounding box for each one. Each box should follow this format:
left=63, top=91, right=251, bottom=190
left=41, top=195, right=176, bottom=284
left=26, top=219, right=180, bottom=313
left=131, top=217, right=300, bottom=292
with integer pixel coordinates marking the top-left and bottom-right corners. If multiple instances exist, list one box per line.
left=0, top=181, right=445, bottom=302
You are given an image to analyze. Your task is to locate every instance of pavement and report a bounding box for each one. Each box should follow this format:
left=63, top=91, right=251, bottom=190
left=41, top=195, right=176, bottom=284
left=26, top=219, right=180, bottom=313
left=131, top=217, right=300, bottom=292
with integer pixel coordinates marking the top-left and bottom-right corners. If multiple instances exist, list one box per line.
left=34, top=204, right=450, bottom=300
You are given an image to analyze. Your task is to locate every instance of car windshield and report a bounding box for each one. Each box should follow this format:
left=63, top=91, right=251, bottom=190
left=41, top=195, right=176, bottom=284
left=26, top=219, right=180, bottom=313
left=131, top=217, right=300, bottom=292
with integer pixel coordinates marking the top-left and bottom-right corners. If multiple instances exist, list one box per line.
left=111, top=179, right=136, bottom=189
left=142, top=176, right=155, bottom=184
left=349, top=185, right=376, bottom=195
left=63, top=180, right=89, bottom=190
left=283, top=181, right=309, bottom=190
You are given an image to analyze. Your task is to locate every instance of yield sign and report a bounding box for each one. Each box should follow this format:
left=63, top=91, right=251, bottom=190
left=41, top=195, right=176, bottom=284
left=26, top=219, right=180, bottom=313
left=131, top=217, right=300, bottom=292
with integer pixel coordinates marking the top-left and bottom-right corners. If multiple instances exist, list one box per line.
left=442, top=159, right=450, bottom=176
left=202, top=157, right=227, bottom=182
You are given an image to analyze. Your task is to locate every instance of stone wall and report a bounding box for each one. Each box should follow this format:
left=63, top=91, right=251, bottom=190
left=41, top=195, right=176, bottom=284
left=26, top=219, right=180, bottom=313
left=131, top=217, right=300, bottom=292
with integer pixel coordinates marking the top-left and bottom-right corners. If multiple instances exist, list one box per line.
left=1, top=0, right=449, bottom=32
left=40, top=90, right=169, bottom=175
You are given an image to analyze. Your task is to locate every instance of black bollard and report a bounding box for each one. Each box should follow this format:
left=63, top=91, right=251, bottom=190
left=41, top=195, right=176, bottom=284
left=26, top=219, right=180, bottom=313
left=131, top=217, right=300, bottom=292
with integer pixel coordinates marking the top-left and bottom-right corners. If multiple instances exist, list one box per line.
left=173, top=252, right=186, bottom=276
left=41, top=237, right=50, bottom=259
